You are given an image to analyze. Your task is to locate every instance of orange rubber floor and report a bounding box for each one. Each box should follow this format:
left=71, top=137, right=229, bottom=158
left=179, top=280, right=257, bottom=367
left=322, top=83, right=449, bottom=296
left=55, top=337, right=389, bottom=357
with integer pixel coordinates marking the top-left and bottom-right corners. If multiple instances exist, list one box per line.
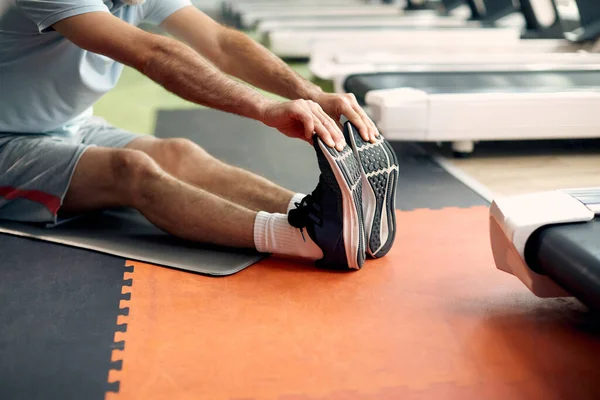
left=107, top=207, right=600, bottom=400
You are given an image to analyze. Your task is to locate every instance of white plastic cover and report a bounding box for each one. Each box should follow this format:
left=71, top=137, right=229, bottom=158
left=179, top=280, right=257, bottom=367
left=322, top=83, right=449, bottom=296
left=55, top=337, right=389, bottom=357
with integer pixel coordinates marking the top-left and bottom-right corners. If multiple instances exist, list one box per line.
left=363, top=89, right=600, bottom=142
left=489, top=191, right=595, bottom=297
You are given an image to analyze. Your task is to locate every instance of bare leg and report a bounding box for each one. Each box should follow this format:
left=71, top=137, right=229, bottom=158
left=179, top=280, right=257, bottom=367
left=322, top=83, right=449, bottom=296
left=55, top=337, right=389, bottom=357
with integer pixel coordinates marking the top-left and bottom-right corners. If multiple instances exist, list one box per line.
left=126, top=136, right=296, bottom=214
left=62, top=147, right=257, bottom=248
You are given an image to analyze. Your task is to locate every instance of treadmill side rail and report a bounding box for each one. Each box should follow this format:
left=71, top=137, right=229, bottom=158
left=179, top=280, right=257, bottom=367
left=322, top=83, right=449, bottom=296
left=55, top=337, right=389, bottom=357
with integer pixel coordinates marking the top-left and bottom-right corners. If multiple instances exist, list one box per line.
left=489, top=191, right=595, bottom=297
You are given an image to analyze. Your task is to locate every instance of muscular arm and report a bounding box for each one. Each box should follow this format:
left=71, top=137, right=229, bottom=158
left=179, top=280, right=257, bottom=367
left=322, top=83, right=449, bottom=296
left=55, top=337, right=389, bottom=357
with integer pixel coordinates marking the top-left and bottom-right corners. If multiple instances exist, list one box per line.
left=52, top=10, right=346, bottom=149
left=161, top=6, right=324, bottom=100
left=53, top=11, right=276, bottom=120
left=160, top=6, right=378, bottom=142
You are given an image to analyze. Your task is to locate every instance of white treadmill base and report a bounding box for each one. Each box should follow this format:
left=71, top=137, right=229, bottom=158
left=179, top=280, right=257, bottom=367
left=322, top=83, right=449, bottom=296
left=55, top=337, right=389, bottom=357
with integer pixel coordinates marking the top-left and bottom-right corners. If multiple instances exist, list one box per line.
left=365, top=89, right=600, bottom=143
left=489, top=191, right=596, bottom=297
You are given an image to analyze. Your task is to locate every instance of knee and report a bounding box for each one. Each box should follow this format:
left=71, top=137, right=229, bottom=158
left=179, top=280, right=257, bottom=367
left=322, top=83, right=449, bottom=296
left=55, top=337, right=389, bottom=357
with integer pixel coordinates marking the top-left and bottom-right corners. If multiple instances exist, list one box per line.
left=109, top=149, right=163, bottom=194
left=158, top=138, right=218, bottom=175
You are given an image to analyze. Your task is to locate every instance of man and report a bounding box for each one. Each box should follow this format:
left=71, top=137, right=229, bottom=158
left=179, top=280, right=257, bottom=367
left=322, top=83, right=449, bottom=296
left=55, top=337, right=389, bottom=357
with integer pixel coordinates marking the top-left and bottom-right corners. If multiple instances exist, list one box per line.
left=0, top=0, right=398, bottom=270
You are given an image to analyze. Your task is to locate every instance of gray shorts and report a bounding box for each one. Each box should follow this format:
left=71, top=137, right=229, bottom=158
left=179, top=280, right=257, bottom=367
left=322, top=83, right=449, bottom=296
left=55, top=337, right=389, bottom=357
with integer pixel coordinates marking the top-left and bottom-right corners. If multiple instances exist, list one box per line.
left=0, top=117, right=142, bottom=225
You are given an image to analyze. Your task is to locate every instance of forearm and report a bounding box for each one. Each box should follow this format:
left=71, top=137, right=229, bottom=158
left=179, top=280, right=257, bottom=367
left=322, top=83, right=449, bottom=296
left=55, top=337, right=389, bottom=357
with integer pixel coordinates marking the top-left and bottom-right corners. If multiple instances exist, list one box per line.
left=216, top=28, right=323, bottom=100
left=141, top=35, right=275, bottom=120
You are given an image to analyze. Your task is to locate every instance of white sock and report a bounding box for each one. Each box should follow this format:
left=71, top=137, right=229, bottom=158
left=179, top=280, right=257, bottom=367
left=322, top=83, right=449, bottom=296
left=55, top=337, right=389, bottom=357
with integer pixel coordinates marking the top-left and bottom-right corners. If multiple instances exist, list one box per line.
left=254, top=211, right=323, bottom=260
left=287, top=193, right=306, bottom=213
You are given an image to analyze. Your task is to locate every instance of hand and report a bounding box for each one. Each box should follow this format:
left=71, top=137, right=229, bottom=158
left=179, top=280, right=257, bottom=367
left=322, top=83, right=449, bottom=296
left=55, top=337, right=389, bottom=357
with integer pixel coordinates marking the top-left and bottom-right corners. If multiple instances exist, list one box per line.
left=312, top=92, right=379, bottom=143
left=260, top=99, right=346, bottom=151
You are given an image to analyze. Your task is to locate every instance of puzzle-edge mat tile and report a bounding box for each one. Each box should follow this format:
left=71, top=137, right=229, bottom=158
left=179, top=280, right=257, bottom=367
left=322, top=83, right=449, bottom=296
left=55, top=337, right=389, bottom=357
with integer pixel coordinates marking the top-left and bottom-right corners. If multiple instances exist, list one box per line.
left=105, top=207, right=600, bottom=400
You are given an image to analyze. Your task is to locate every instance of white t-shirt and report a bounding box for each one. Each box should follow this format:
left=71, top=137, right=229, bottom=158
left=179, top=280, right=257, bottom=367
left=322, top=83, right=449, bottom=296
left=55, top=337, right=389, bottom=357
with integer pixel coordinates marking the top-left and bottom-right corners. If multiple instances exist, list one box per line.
left=0, top=0, right=191, bottom=134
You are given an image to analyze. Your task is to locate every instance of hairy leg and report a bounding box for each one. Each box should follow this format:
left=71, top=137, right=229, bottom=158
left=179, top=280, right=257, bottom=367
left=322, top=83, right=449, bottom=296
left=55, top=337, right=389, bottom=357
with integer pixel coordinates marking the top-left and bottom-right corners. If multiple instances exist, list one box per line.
left=126, top=136, right=296, bottom=214
left=62, top=147, right=257, bottom=248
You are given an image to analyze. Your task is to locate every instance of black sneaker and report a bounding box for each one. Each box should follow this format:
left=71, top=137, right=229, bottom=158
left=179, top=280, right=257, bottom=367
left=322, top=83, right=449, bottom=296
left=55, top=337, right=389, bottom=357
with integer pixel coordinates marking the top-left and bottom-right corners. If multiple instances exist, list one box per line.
left=344, top=121, right=398, bottom=258
left=288, top=136, right=366, bottom=270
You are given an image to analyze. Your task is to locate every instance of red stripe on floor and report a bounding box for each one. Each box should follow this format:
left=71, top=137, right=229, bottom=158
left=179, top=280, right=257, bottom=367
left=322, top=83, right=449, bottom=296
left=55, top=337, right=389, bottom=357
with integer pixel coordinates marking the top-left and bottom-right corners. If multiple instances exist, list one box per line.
left=0, top=186, right=61, bottom=215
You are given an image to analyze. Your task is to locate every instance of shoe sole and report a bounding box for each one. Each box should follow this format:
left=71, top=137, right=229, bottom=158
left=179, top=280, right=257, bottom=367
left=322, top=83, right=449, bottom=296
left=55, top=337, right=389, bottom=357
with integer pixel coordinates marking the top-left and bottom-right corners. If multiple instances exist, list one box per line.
left=316, top=138, right=366, bottom=270
left=346, top=123, right=398, bottom=258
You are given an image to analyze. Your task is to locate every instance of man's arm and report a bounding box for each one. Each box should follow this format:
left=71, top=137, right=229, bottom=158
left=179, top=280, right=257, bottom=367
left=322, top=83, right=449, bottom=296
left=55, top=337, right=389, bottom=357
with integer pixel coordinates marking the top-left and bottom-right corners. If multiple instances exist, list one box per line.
left=160, top=6, right=379, bottom=142
left=54, top=11, right=269, bottom=120
left=160, top=6, right=322, bottom=100
left=52, top=11, right=345, bottom=149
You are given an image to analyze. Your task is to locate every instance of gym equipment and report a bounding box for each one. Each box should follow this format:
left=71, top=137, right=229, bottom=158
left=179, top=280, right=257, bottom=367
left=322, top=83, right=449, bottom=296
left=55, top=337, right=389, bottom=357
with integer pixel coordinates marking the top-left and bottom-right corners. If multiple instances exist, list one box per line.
left=256, top=14, right=477, bottom=41
left=557, top=0, right=600, bottom=41
left=221, top=0, right=388, bottom=28
left=222, top=0, right=372, bottom=17
left=254, top=0, right=475, bottom=38
left=265, top=0, right=526, bottom=58
left=270, top=27, right=521, bottom=59
left=308, top=0, right=589, bottom=80
left=236, top=2, right=403, bottom=30
left=336, top=0, right=600, bottom=156
left=520, top=0, right=566, bottom=38
left=355, top=68, right=600, bottom=156
left=439, top=0, right=472, bottom=14
left=309, top=0, right=592, bottom=80
left=490, top=188, right=600, bottom=309
left=310, top=41, right=585, bottom=81
left=404, top=0, right=439, bottom=10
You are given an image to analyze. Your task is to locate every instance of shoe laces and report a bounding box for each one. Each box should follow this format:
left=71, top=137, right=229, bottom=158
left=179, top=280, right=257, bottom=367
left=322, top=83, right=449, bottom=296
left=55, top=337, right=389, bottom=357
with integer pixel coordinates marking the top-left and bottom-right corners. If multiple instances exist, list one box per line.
left=288, top=181, right=324, bottom=242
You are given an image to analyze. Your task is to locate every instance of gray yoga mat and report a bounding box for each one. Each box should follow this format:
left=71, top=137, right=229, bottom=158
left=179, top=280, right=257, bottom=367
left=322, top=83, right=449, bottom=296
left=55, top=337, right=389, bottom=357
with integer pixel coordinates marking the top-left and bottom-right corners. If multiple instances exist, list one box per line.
left=0, top=208, right=265, bottom=276
left=154, top=108, right=487, bottom=210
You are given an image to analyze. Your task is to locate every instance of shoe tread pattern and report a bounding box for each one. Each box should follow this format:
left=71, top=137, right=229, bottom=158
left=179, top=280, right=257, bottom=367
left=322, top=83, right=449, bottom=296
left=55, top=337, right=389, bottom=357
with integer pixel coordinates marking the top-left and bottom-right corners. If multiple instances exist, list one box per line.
left=324, top=145, right=366, bottom=268
left=351, top=128, right=398, bottom=257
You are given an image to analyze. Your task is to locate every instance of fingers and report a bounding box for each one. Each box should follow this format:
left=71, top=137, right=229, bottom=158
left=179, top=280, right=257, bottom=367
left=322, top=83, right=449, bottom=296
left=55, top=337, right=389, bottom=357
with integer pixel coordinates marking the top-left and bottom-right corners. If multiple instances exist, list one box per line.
left=294, top=100, right=344, bottom=150
left=342, top=94, right=379, bottom=143
left=339, top=103, right=370, bottom=142
left=309, top=101, right=345, bottom=151
left=351, top=102, right=379, bottom=142
left=313, top=118, right=338, bottom=149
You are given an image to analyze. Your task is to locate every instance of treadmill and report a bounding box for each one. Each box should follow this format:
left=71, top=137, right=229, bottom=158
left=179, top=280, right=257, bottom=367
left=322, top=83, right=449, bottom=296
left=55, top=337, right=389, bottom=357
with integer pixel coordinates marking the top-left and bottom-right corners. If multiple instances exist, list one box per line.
left=490, top=188, right=600, bottom=310
left=339, top=0, right=600, bottom=156
left=235, top=1, right=404, bottom=30
left=256, top=12, right=477, bottom=41
left=222, top=0, right=394, bottom=29
left=308, top=0, right=589, bottom=81
left=560, top=0, right=600, bottom=42
left=254, top=0, right=475, bottom=38
left=222, top=0, right=372, bottom=17
left=265, top=0, right=526, bottom=59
